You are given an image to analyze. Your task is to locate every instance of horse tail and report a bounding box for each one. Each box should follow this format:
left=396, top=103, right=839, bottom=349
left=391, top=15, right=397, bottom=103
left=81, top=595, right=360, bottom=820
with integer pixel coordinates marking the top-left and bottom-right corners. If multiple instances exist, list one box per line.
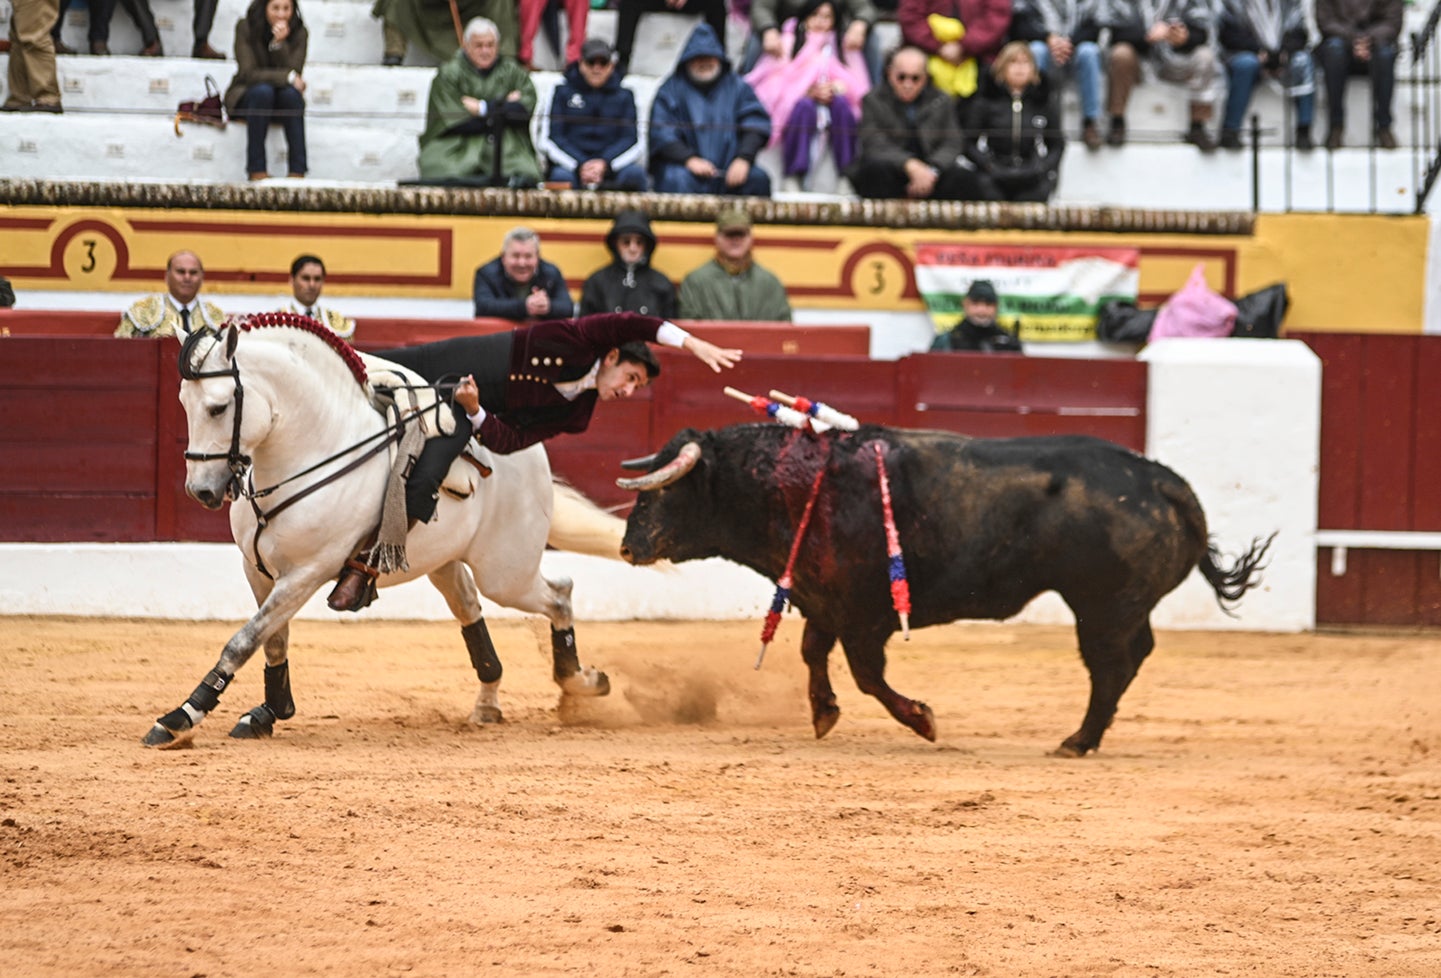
left=1198, top=532, right=1277, bottom=615
left=547, top=481, right=627, bottom=560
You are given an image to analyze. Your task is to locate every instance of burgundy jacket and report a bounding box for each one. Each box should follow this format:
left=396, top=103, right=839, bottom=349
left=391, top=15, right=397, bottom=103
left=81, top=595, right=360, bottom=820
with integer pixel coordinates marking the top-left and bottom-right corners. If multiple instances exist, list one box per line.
left=898, top=0, right=1013, bottom=62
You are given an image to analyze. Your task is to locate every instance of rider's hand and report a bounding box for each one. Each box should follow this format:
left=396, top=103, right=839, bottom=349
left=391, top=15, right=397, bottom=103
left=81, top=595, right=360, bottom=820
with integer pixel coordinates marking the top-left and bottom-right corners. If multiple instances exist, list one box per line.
left=454, top=375, right=480, bottom=416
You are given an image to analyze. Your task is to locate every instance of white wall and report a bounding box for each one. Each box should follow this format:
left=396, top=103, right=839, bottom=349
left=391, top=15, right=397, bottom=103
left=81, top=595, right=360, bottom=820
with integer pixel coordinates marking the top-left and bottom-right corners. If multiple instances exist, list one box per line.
left=0, top=339, right=1321, bottom=631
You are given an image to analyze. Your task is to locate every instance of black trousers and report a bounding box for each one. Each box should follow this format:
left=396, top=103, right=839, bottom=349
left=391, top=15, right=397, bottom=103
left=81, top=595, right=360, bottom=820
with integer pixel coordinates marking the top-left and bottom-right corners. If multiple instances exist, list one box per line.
left=373, top=333, right=512, bottom=523
left=849, top=160, right=990, bottom=202
left=615, top=0, right=726, bottom=72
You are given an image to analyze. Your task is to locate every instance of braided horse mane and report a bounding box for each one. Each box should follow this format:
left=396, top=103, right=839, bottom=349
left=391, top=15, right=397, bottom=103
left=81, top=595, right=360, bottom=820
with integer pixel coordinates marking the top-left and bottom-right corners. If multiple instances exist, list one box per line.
left=227, top=311, right=369, bottom=388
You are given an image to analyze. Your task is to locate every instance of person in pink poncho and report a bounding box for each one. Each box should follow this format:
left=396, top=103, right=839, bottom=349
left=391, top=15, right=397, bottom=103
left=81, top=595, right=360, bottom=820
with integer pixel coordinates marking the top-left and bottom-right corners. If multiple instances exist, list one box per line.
left=743, top=0, right=870, bottom=185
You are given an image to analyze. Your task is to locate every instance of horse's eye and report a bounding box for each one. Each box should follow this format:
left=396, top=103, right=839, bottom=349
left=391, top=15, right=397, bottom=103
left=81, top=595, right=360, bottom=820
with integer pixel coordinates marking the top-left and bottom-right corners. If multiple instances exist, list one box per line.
left=208, top=403, right=228, bottom=418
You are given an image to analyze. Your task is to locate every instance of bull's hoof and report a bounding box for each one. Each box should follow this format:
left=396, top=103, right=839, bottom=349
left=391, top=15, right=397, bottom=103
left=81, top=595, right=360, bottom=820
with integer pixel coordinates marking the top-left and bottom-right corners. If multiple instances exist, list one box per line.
left=469, top=705, right=504, bottom=725
left=142, top=722, right=195, bottom=749
left=229, top=704, right=278, bottom=739
left=1051, top=737, right=1092, bottom=758
left=557, top=666, right=610, bottom=698
left=813, top=708, right=840, bottom=739
left=906, top=701, right=937, bottom=742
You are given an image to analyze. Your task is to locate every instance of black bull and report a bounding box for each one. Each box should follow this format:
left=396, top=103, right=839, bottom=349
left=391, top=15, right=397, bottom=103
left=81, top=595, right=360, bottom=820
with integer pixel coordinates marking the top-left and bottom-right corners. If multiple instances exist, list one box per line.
left=618, top=424, right=1274, bottom=755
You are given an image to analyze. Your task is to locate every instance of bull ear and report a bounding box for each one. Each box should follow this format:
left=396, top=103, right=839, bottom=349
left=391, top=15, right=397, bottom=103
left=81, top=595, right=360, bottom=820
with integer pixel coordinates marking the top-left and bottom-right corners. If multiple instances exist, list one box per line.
left=616, top=442, right=701, bottom=491
left=619, top=452, right=658, bottom=471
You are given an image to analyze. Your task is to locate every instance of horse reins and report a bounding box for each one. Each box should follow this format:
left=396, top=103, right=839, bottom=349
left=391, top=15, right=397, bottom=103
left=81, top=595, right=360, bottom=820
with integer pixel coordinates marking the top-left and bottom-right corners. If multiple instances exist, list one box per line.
left=178, top=328, right=427, bottom=580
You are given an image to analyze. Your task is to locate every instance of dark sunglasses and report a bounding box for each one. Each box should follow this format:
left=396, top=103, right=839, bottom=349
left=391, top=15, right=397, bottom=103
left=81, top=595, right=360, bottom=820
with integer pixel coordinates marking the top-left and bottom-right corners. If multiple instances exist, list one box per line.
left=893, top=72, right=924, bottom=83
left=584, top=57, right=612, bottom=67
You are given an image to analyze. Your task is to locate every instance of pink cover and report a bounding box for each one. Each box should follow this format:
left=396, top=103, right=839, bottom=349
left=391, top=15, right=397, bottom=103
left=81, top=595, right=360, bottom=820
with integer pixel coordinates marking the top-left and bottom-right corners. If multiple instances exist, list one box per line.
left=1150, top=263, right=1239, bottom=339
left=743, top=22, right=870, bottom=148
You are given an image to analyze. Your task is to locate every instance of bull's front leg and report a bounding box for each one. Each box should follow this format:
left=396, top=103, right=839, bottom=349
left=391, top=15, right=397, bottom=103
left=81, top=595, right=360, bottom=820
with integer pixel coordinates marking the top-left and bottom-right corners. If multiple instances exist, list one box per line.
left=840, top=631, right=936, bottom=742
left=800, top=621, right=841, bottom=738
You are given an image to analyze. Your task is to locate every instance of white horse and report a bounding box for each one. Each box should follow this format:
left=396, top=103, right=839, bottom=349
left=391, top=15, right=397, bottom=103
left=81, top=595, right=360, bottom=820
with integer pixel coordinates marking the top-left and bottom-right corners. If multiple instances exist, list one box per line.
left=143, top=313, right=624, bottom=748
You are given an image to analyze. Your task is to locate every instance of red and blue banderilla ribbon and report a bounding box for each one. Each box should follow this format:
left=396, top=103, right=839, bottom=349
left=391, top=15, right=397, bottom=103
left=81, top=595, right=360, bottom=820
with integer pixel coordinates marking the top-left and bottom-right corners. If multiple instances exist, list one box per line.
left=757, top=463, right=827, bottom=668
left=874, top=442, right=911, bottom=639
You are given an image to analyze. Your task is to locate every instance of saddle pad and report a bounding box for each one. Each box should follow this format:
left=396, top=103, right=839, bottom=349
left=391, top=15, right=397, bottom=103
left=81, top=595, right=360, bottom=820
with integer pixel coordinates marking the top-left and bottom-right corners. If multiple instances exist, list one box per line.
left=359, top=352, right=456, bottom=439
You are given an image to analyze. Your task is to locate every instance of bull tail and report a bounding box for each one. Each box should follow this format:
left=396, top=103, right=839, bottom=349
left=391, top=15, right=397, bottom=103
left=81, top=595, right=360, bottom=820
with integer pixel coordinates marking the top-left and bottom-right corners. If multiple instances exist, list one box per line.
left=1159, top=478, right=1276, bottom=616
left=547, top=480, right=628, bottom=560
left=1198, top=532, right=1277, bottom=614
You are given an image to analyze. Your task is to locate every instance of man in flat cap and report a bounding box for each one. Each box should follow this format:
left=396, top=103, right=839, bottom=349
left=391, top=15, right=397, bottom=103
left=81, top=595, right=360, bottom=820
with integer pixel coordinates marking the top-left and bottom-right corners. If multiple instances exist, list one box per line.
left=678, top=209, right=791, bottom=322
left=930, top=279, right=1024, bottom=352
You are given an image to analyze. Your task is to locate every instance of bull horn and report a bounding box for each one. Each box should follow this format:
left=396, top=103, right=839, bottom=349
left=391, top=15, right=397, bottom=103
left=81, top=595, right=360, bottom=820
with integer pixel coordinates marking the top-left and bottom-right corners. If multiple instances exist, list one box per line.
left=619, top=452, right=658, bottom=471
left=616, top=442, right=701, bottom=492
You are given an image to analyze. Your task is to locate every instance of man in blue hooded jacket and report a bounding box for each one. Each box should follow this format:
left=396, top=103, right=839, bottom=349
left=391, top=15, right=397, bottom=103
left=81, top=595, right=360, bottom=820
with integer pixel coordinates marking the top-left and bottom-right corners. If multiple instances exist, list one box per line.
left=647, top=23, right=774, bottom=197
left=537, top=37, right=648, bottom=191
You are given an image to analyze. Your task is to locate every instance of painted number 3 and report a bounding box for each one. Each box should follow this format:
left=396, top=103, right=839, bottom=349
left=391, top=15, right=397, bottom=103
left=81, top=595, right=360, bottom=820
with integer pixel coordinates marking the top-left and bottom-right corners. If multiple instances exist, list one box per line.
left=868, top=261, right=886, bottom=294
left=80, top=239, right=98, bottom=274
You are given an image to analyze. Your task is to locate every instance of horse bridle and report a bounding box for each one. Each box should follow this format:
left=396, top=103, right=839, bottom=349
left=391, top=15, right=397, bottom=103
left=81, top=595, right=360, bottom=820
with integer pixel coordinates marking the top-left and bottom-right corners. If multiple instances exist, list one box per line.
left=178, top=325, right=420, bottom=578
left=179, top=328, right=251, bottom=502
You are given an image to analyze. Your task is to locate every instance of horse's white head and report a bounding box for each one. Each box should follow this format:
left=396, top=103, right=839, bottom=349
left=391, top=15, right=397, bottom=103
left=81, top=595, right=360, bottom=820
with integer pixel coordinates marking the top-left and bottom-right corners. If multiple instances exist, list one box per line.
left=178, top=323, right=262, bottom=509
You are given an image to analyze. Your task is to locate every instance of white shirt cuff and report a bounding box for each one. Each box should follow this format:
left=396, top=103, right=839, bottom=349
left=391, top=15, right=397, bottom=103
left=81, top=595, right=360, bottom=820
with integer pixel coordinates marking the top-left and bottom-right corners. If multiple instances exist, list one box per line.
left=656, top=322, right=691, bottom=348
left=466, top=404, right=488, bottom=430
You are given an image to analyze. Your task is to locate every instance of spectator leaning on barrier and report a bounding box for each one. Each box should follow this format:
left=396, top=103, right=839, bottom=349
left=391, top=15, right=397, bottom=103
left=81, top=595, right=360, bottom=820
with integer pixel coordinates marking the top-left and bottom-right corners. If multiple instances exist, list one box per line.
left=963, top=41, right=1065, bottom=203
left=678, top=209, right=792, bottom=323
left=929, top=280, right=1024, bottom=352
left=648, top=23, right=775, bottom=197
left=115, top=251, right=227, bottom=340
left=537, top=37, right=648, bottom=192
left=284, top=254, right=356, bottom=340
left=847, top=45, right=990, bottom=202
left=417, top=17, right=542, bottom=187
left=4, top=0, right=63, bottom=114
left=1314, top=0, right=1402, bottom=151
left=474, top=227, right=576, bottom=322
left=580, top=210, right=678, bottom=318
left=1009, top=0, right=1105, bottom=150
left=1217, top=0, right=1315, bottom=151
left=1098, top=0, right=1221, bottom=151
left=224, top=0, right=309, bottom=182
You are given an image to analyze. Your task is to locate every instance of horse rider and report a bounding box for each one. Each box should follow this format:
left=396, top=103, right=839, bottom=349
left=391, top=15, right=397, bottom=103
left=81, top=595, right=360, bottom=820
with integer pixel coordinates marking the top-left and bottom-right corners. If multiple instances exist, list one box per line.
left=328, top=311, right=742, bottom=610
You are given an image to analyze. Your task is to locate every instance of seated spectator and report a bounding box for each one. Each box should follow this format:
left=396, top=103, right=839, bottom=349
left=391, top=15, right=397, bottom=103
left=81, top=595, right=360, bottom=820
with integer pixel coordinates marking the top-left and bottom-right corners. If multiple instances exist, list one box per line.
left=1217, top=0, right=1315, bottom=150
left=580, top=210, right=678, bottom=318
left=678, top=209, right=792, bottom=321
left=847, top=45, right=989, bottom=201
left=929, top=280, right=1023, bottom=352
left=417, top=18, right=541, bottom=187
left=52, top=0, right=162, bottom=56
left=963, top=41, right=1064, bottom=203
left=897, top=0, right=1011, bottom=101
left=115, top=251, right=226, bottom=339
left=474, top=227, right=576, bottom=321
left=744, top=0, right=869, bottom=190
left=372, top=0, right=518, bottom=63
left=1315, top=0, right=1401, bottom=150
left=537, top=38, right=648, bottom=191
left=193, top=0, right=228, bottom=58
left=649, top=24, right=774, bottom=197
left=4, top=0, right=62, bottom=113
left=615, top=0, right=727, bottom=75
left=1010, top=0, right=1103, bottom=149
left=284, top=254, right=356, bottom=339
left=744, top=0, right=881, bottom=83
left=372, top=0, right=406, bottom=65
left=1100, top=0, right=1220, bottom=150
left=519, top=0, right=587, bottom=68
left=224, top=0, right=309, bottom=181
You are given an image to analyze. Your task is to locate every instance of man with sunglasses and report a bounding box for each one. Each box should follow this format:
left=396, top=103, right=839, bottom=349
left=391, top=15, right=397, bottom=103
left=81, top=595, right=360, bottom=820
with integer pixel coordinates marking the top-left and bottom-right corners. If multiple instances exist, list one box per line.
left=678, top=209, right=791, bottom=322
left=847, top=45, right=989, bottom=201
left=537, top=38, right=647, bottom=191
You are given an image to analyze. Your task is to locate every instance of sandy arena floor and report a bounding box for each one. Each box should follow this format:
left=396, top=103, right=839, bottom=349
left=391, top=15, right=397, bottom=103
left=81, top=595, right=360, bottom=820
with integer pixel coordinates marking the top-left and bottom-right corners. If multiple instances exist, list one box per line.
left=1, top=615, right=1438, bottom=977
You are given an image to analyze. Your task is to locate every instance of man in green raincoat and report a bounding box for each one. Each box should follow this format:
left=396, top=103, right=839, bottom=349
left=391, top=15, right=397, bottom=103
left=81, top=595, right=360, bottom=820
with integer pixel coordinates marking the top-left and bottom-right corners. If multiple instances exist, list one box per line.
left=416, top=17, right=542, bottom=186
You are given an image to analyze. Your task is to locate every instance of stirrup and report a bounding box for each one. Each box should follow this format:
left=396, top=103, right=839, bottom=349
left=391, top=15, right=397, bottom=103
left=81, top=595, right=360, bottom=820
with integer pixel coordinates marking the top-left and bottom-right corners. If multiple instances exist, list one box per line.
left=327, top=559, right=380, bottom=612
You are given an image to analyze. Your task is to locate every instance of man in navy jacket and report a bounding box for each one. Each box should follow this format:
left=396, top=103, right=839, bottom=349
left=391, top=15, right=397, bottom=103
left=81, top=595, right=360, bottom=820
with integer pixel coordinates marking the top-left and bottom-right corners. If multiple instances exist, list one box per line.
left=473, top=226, right=576, bottom=321
left=537, top=38, right=647, bottom=191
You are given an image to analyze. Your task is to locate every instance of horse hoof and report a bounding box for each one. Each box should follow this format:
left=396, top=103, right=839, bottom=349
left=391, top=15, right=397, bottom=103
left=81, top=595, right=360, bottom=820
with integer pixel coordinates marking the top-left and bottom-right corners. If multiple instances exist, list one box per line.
left=229, top=704, right=278, bottom=739
left=813, top=709, right=840, bottom=739
left=1051, top=739, right=1089, bottom=758
left=142, top=723, right=194, bottom=749
left=469, top=705, right=504, bottom=724
left=558, top=666, right=610, bottom=698
left=907, top=702, right=937, bottom=742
